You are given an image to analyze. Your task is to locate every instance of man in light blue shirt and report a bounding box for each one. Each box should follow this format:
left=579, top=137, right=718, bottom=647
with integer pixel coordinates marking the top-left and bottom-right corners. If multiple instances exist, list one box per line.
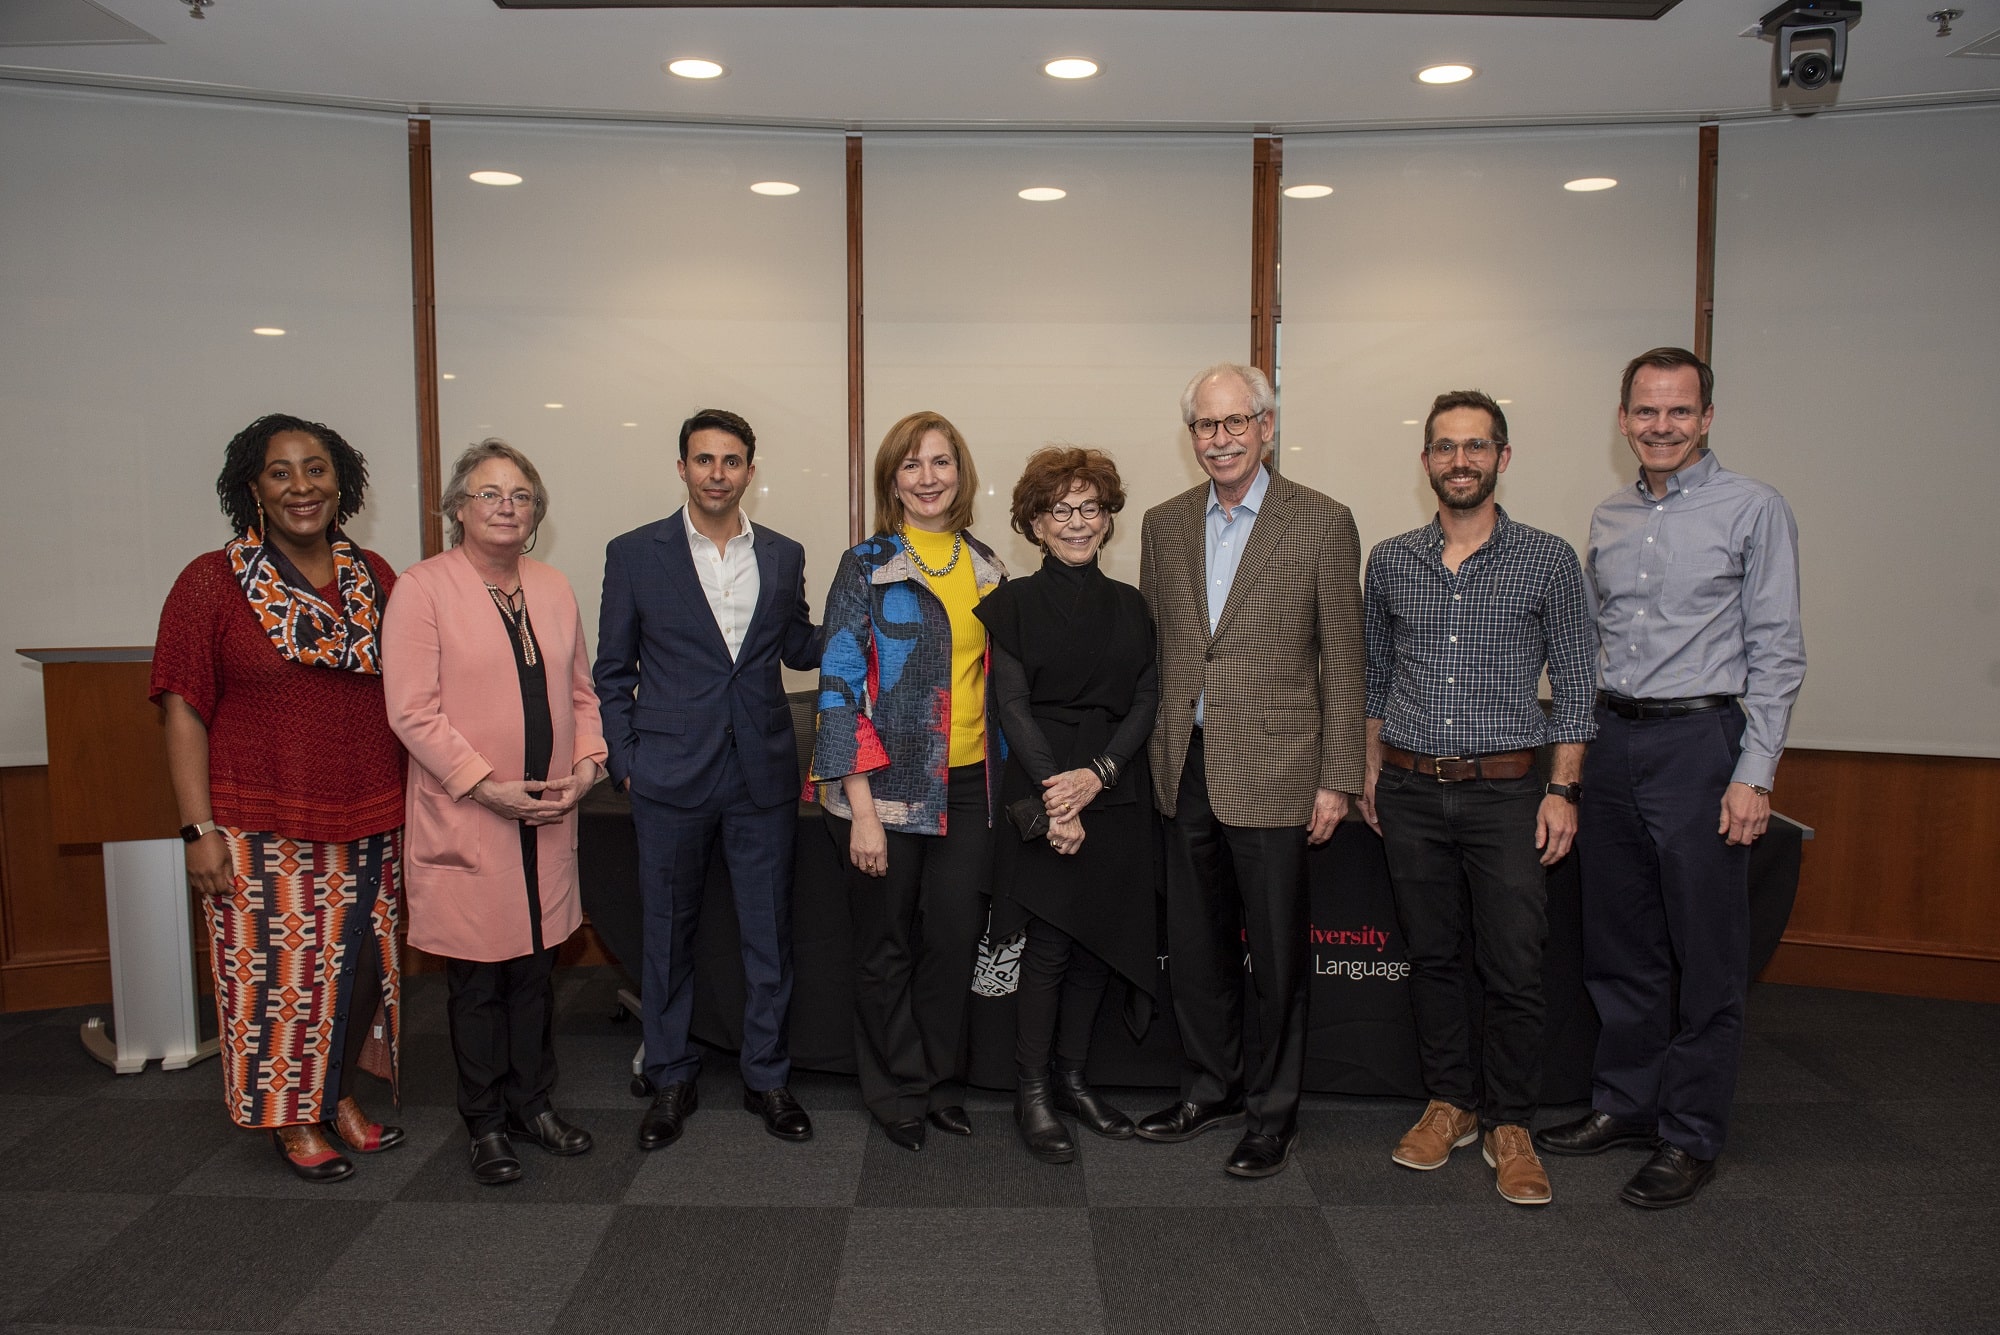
left=1194, top=462, right=1269, bottom=725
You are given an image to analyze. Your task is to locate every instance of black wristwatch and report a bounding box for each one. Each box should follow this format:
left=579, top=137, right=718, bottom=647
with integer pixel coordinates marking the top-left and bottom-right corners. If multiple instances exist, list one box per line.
left=1544, top=782, right=1582, bottom=804
left=179, top=820, right=218, bottom=843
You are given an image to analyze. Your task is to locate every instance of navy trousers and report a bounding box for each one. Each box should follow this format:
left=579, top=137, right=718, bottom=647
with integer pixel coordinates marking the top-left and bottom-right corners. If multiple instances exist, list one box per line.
left=1577, top=701, right=1752, bottom=1160
left=632, top=747, right=796, bottom=1092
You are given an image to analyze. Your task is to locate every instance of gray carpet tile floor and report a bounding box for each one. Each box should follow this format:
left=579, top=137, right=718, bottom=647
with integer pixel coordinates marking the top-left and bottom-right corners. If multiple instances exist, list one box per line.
left=2, top=970, right=1995, bottom=1335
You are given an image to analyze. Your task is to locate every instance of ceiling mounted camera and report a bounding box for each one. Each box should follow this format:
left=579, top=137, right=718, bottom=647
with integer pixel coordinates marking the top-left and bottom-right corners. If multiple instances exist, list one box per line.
left=1757, top=0, right=1863, bottom=95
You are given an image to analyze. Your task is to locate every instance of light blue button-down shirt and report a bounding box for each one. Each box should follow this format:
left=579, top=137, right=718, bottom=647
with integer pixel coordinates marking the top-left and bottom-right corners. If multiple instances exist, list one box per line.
left=1194, top=463, right=1271, bottom=726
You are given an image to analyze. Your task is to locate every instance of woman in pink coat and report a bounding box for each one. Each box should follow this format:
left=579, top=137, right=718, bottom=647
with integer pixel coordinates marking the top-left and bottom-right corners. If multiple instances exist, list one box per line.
left=382, top=439, right=608, bottom=1187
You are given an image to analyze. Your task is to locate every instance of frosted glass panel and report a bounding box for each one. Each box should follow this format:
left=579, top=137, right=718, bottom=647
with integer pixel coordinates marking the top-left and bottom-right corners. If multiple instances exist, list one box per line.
left=1714, top=106, right=2000, bottom=757
left=863, top=134, right=1251, bottom=587
left=431, top=120, right=848, bottom=684
left=1279, top=126, right=1697, bottom=562
left=0, top=85, right=416, bottom=766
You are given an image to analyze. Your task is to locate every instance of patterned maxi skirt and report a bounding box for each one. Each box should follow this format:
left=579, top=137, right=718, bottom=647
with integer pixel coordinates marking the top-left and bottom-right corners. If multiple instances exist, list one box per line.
left=207, top=827, right=403, bottom=1128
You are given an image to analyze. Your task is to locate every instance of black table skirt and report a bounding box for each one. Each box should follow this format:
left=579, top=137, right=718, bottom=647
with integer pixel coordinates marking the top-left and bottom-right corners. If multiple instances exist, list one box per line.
left=578, top=785, right=1801, bottom=1103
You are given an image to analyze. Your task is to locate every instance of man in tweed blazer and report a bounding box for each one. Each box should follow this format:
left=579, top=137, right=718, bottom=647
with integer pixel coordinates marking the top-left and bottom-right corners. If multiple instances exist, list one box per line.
left=1134, top=362, right=1366, bottom=1178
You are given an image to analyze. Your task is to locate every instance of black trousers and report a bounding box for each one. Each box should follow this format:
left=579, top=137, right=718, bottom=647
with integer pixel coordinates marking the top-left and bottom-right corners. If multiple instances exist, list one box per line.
left=1013, top=914, right=1112, bottom=1078
left=827, top=764, right=991, bottom=1126
left=444, top=945, right=559, bottom=1137
left=1163, top=732, right=1310, bottom=1139
left=1375, top=765, right=1549, bottom=1127
left=1578, top=702, right=1751, bottom=1160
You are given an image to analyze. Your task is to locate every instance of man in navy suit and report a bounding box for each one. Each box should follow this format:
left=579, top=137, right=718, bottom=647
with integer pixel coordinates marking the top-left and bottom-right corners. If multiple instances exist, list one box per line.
left=595, top=409, right=823, bottom=1150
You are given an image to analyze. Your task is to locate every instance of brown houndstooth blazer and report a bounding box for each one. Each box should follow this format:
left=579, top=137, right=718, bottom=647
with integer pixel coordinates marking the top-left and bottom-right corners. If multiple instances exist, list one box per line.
left=1139, top=468, right=1366, bottom=828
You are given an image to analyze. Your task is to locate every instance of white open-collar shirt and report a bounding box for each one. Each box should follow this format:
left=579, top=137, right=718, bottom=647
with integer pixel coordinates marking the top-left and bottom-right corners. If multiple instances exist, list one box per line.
left=683, top=505, right=760, bottom=662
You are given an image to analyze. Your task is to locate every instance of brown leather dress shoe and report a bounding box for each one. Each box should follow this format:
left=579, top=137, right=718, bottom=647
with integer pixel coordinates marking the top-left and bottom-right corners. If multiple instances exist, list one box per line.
left=273, top=1123, right=355, bottom=1183
left=1484, top=1125, right=1553, bottom=1206
left=329, top=1096, right=404, bottom=1153
left=1392, top=1099, right=1479, bottom=1170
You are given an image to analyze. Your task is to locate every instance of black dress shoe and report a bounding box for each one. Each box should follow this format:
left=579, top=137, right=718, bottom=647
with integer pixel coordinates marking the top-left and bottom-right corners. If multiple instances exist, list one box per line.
left=1534, top=1109, right=1657, bottom=1157
left=637, top=1080, right=699, bottom=1151
left=507, top=1108, right=594, bottom=1156
left=1620, top=1143, right=1716, bottom=1209
left=468, top=1131, right=523, bottom=1186
left=1134, top=1099, right=1246, bottom=1144
left=926, top=1105, right=973, bottom=1136
left=271, top=1126, right=355, bottom=1184
left=1050, top=1068, right=1134, bottom=1139
left=881, top=1118, right=926, bottom=1151
left=1015, top=1075, right=1076, bottom=1164
left=1224, top=1129, right=1298, bottom=1179
left=744, top=1086, right=814, bottom=1142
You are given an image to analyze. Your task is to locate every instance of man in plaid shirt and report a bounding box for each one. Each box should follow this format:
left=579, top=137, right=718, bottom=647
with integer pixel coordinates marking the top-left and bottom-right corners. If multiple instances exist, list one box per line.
left=1359, top=389, right=1597, bottom=1207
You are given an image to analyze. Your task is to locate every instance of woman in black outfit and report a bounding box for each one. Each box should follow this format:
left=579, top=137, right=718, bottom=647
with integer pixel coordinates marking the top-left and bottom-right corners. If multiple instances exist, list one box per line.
left=975, top=447, right=1159, bottom=1164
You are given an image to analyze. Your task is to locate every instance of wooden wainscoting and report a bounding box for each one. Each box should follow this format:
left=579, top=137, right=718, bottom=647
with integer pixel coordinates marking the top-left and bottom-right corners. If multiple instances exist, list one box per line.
left=1761, top=748, right=2000, bottom=1003
left=0, top=766, right=111, bottom=1011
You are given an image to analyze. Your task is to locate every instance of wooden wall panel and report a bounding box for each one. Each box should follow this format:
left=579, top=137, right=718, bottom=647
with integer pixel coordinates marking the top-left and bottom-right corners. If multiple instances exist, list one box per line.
left=0, top=766, right=111, bottom=1012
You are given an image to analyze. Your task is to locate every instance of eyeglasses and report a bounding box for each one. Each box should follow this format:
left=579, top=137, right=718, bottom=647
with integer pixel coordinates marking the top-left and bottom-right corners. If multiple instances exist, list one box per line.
left=471, top=488, right=536, bottom=511
left=1047, top=500, right=1106, bottom=522
left=1188, top=411, right=1266, bottom=441
left=1423, top=438, right=1503, bottom=461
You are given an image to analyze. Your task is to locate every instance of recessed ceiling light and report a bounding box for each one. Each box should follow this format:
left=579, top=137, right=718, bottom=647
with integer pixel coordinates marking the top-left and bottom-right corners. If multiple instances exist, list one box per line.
left=544, top=402, right=564, bottom=409
left=1044, top=58, right=1099, bottom=79
left=666, top=58, right=725, bottom=80
left=1283, top=184, right=1334, bottom=199
left=623, top=422, right=639, bottom=427
left=1018, top=186, right=1066, bottom=202
left=1496, top=398, right=1512, bottom=404
left=441, top=373, right=456, bottom=380
left=469, top=170, right=522, bottom=186
left=1417, top=63, right=1476, bottom=85
left=1402, top=419, right=1421, bottom=426
left=1564, top=177, right=1618, bottom=192
left=749, top=181, right=800, bottom=196
left=252, top=327, right=285, bottom=336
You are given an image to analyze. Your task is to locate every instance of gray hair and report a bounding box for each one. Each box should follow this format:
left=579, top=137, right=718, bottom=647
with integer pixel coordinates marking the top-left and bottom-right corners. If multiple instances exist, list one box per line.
left=439, top=438, right=550, bottom=547
left=1180, top=362, right=1276, bottom=426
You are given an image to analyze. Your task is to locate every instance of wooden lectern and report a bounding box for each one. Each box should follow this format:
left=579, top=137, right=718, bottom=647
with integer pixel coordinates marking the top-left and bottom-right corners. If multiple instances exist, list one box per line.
left=17, top=647, right=217, bottom=1073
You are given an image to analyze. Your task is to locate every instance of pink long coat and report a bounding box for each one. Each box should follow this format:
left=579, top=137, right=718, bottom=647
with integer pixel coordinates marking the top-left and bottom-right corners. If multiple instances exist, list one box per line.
left=382, top=546, right=608, bottom=962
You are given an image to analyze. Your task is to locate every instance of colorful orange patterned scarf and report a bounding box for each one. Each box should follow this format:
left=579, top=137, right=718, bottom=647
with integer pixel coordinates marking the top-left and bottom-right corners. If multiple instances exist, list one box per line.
left=226, top=526, right=383, bottom=675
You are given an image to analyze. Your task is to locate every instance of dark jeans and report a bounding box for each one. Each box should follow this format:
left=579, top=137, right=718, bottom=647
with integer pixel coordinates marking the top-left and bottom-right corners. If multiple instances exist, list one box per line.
left=1163, top=731, right=1310, bottom=1139
left=444, top=945, right=559, bottom=1138
left=1374, top=764, right=1549, bottom=1128
left=1013, top=914, right=1112, bottom=1079
left=1578, top=702, right=1751, bottom=1161
left=827, top=763, right=991, bottom=1126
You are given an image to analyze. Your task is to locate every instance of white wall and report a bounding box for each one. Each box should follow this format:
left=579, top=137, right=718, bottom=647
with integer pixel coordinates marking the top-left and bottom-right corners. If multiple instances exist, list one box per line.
left=0, top=83, right=416, bottom=766
left=1714, top=104, right=2000, bottom=757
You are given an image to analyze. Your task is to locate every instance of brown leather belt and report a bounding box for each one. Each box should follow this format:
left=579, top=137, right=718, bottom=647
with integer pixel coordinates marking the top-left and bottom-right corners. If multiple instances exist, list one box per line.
left=1379, top=745, right=1535, bottom=782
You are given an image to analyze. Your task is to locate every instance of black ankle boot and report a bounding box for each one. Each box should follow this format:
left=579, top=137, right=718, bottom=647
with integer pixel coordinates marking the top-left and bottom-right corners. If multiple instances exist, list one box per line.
left=1015, top=1074, right=1076, bottom=1164
left=1051, top=1067, right=1135, bottom=1139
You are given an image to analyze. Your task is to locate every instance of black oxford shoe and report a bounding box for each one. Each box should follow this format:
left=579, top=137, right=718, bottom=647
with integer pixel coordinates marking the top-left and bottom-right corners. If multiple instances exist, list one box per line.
left=1534, top=1109, right=1657, bottom=1157
left=1051, top=1069, right=1135, bottom=1140
left=1620, top=1143, right=1716, bottom=1209
left=926, top=1105, right=973, bottom=1136
left=882, top=1118, right=926, bottom=1151
left=637, top=1081, right=699, bottom=1151
left=507, top=1108, right=594, bottom=1156
left=744, top=1086, right=814, bottom=1142
left=1224, top=1129, right=1298, bottom=1179
left=1134, top=1099, right=1246, bottom=1144
left=468, top=1131, right=522, bottom=1186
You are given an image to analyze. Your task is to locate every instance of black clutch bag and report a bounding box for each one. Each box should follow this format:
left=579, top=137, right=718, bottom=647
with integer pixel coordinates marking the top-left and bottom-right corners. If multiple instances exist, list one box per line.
left=1006, top=795, right=1050, bottom=842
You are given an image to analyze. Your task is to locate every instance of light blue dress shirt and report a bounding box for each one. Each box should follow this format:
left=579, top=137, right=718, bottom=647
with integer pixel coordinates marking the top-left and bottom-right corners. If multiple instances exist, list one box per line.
left=1194, top=462, right=1271, bottom=727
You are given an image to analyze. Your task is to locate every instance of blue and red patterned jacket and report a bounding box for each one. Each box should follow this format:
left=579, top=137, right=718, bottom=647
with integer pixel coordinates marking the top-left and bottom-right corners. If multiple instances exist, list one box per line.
left=808, top=531, right=1007, bottom=835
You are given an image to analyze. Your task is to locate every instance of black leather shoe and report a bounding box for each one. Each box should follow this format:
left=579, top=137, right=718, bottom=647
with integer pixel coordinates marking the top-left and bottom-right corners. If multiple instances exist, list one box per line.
left=1134, top=1099, right=1246, bottom=1144
left=507, top=1108, right=593, bottom=1156
left=1224, top=1129, right=1298, bottom=1179
left=881, top=1118, right=926, bottom=1151
left=1534, top=1109, right=1657, bottom=1157
left=926, top=1105, right=973, bottom=1136
left=1620, top=1143, right=1716, bottom=1209
left=468, top=1131, right=522, bottom=1186
left=1051, top=1068, right=1134, bottom=1139
left=744, top=1086, right=814, bottom=1142
left=1015, top=1075, right=1076, bottom=1164
left=637, top=1080, right=699, bottom=1151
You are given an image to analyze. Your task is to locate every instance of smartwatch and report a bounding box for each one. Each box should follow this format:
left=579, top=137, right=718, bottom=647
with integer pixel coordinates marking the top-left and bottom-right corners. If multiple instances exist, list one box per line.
left=179, top=820, right=218, bottom=843
left=1544, top=782, right=1582, bottom=803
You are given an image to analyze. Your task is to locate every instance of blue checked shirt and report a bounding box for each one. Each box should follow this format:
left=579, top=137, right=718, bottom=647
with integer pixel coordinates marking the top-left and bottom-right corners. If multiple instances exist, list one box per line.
left=1364, top=507, right=1597, bottom=757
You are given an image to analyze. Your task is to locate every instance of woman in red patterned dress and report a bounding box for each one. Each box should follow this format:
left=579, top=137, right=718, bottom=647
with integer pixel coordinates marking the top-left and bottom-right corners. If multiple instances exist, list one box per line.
left=152, top=414, right=407, bottom=1183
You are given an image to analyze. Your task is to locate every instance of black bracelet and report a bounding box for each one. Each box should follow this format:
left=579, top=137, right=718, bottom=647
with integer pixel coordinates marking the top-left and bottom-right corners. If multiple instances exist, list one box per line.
left=1088, top=755, right=1121, bottom=789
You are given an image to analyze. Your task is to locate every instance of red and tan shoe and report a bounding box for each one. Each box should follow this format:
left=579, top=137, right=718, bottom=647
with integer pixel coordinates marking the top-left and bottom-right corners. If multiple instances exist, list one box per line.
left=329, top=1095, right=405, bottom=1153
left=272, top=1122, right=355, bottom=1183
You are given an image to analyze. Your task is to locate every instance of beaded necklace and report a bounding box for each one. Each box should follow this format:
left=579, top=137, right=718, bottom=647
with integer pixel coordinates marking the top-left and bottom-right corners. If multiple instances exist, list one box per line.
left=900, top=527, right=964, bottom=578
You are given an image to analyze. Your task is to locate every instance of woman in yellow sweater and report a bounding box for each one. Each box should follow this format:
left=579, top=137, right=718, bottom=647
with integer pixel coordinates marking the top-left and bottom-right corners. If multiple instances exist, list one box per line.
left=810, top=411, right=1006, bottom=1150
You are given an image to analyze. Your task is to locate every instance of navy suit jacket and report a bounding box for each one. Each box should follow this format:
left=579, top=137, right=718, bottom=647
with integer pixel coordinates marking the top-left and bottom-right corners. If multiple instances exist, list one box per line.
left=594, top=510, right=823, bottom=810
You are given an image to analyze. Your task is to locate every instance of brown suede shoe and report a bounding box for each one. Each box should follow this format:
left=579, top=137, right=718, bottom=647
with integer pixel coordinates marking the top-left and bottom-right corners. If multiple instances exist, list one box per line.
left=1392, top=1099, right=1480, bottom=1170
left=1484, top=1124, right=1553, bottom=1206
